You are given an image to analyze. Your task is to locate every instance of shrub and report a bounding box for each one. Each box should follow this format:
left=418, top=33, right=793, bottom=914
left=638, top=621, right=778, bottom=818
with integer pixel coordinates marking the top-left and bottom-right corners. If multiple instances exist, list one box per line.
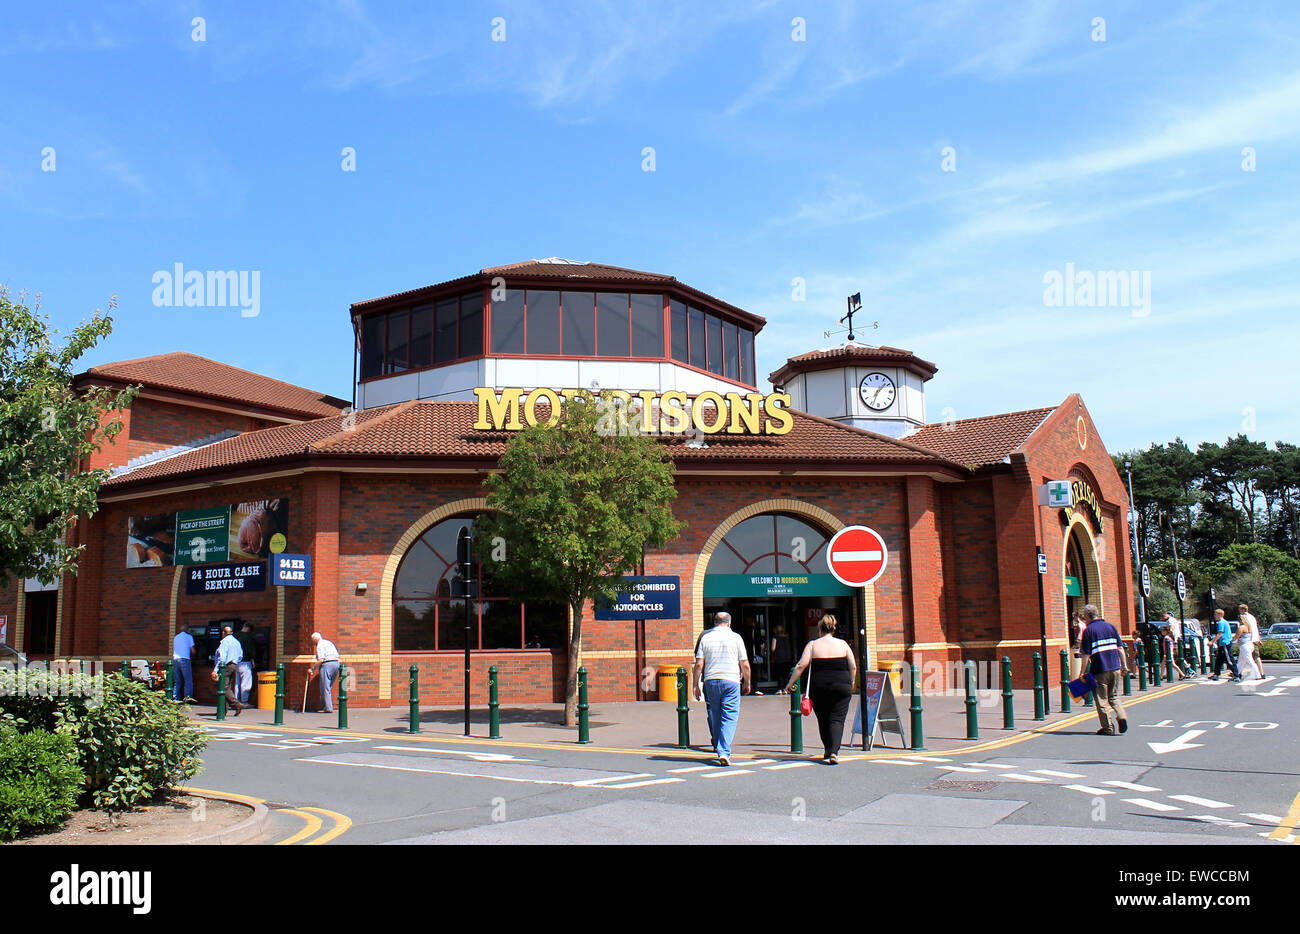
left=0, top=725, right=83, bottom=841
left=0, top=670, right=206, bottom=811
left=1259, top=639, right=1288, bottom=661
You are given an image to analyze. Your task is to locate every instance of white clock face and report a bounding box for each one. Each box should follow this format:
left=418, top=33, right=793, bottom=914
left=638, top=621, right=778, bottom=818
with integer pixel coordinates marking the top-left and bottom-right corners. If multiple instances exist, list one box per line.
left=859, top=372, right=896, bottom=411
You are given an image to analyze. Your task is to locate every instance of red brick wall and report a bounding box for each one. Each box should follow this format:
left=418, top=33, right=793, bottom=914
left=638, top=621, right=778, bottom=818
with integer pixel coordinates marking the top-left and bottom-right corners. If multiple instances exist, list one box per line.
left=125, top=399, right=265, bottom=462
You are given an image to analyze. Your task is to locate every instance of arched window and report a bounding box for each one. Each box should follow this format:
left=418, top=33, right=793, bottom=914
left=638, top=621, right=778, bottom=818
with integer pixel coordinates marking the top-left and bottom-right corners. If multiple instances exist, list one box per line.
left=704, top=513, right=830, bottom=575
left=393, top=514, right=566, bottom=652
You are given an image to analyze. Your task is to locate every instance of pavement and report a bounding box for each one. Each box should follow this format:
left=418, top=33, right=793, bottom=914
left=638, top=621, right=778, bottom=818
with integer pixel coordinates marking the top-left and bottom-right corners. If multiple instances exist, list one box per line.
left=181, top=663, right=1300, bottom=844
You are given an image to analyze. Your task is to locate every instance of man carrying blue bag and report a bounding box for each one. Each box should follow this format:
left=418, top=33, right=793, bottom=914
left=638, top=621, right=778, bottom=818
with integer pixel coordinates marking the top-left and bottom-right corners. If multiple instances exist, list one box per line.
left=1077, top=604, right=1130, bottom=736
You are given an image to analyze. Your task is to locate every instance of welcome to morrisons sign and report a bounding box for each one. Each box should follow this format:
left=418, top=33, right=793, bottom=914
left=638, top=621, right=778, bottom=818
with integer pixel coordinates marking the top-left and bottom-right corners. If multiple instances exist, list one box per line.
left=472, top=387, right=795, bottom=436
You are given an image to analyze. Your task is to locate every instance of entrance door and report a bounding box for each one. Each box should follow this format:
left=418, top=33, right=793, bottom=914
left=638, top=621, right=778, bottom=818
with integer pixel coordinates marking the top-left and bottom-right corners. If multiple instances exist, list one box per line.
left=740, top=603, right=786, bottom=692
left=24, top=592, right=57, bottom=656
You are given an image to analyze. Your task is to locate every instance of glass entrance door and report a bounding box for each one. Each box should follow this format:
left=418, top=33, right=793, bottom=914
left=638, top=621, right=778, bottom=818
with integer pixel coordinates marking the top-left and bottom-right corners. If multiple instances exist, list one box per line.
left=740, top=603, right=786, bottom=693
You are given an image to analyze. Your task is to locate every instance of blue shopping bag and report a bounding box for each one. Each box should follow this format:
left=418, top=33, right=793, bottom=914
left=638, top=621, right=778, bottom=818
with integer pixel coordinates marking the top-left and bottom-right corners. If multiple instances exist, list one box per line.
left=1068, top=671, right=1097, bottom=701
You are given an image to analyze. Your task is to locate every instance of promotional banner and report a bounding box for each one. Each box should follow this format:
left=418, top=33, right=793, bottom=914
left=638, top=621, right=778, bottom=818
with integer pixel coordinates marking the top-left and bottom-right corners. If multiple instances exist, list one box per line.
left=129, top=498, right=290, bottom=569
left=126, top=513, right=176, bottom=567
left=175, top=507, right=231, bottom=565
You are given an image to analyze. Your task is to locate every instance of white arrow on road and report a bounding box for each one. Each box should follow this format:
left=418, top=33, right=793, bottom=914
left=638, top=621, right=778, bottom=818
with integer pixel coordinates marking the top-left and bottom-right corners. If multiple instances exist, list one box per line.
left=1276, top=677, right=1300, bottom=688
left=1147, top=729, right=1205, bottom=754
left=1253, top=688, right=1289, bottom=697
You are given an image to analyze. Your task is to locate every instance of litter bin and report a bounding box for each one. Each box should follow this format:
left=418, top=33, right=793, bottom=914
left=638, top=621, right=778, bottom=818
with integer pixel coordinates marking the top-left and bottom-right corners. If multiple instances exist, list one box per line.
left=256, top=670, right=278, bottom=709
left=657, top=663, right=681, bottom=702
left=883, top=660, right=903, bottom=695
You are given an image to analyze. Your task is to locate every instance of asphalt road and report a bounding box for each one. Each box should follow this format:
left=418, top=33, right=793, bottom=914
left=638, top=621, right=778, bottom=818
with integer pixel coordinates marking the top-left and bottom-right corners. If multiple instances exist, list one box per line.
left=191, top=663, right=1300, bottom=845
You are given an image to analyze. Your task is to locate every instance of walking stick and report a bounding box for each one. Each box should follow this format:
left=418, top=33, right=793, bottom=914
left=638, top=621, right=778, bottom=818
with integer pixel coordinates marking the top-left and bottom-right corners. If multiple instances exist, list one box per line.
left=302, top=670, right=310, bottom=713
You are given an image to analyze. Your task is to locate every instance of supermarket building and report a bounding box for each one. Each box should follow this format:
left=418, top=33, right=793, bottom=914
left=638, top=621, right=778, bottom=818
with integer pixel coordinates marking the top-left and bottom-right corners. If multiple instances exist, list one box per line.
left=2, top=260, right=1135, bottom=707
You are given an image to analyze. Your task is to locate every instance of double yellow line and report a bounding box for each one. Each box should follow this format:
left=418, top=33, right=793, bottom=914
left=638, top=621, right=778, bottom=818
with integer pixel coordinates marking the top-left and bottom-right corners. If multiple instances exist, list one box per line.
left=275, top=806, right=352, bottom=845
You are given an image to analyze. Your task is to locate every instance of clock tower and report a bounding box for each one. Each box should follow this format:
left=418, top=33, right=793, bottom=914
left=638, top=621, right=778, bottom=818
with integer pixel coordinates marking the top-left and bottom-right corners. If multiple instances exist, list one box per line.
left=768, top=342, right=937, bottom=438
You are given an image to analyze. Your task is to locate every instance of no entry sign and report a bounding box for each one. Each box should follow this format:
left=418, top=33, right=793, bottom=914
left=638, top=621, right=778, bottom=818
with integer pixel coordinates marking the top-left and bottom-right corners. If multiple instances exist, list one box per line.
left=826, top=525, right=888, bottom=588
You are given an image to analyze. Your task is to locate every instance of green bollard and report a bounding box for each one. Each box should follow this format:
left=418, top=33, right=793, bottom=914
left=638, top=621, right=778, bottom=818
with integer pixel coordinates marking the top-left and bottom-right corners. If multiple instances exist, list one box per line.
left=1136, top=641, right=1147, bottom=690
left=1165, top=641, right=1175, bottom=682
left=1199, top=637, right=1207, bottom=675
left=1059, top=650, right=1071, bottom=713
left=120, top=659, right=130, bottom=679
left=789, top=678, right=803, bottom=754
left=964, top=661, right=979, bottom=740
left=489, top=665, right=500, bottom=739
left=1122, top=645, right=1132, bottom=696
left=165, top=660, right=174, bottom=698
left=675, top=667, right=690, bottom=748
left=338, top=664, right=349, bottom=729
left=1151, top=637, right=1162, bottom=687
left=577, top=666, right=591, bottom=744
left=1001, top=657, right=1015, bottom=730
left=408, top=664, right=420, bottom=733
left=1032, top=652, right=1045, bottom=721
left=909, top=663, right=925, bottom=749
left=274, top=663, right=285, bottom=725
left=216, top=665, right=227, bottom=721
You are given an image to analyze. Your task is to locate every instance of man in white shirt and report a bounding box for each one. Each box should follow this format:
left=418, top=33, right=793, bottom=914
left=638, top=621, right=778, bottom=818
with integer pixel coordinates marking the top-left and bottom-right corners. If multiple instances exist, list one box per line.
left=172, top=623, right=196, bottom=703
left=308, top=632, right=342, bottom=713
left=213, top=625, right=244, bottom=715
left=693, top=612, right=750, bottom=766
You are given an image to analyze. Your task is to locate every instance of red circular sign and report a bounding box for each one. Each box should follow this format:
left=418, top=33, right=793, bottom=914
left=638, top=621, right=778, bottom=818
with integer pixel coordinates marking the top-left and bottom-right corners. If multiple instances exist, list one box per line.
left=826, top=525, right=888, bottom=587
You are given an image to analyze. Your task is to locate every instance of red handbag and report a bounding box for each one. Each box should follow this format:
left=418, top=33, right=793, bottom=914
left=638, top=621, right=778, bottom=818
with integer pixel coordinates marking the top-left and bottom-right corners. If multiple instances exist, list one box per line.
left=800, top=680, right=812, bottom=716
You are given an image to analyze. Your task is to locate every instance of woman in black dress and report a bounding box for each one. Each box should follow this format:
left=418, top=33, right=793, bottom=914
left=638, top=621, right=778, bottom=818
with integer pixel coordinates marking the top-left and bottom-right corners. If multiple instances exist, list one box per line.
left=783, top=614, right=858, bottom=763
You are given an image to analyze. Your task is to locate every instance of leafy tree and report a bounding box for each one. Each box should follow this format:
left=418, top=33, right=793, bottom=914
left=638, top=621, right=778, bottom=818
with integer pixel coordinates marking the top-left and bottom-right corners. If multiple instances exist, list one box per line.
left=1205, top=543, right=1300, bottom=622
left=0, top=289, right=135, bottom=588
left=476, top=392, right=682, bottom=726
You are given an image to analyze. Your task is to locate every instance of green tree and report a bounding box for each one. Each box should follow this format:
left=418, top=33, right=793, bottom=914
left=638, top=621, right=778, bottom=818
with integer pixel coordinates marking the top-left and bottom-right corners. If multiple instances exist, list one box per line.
left=0, top=290, right=135, bottom=588
left=1205, top=543, right=1300, bottom=622
left=477, top=392, right=682, bottom=726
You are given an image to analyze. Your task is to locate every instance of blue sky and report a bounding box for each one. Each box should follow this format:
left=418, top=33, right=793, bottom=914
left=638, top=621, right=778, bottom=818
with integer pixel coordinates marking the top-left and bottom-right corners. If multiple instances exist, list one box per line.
left=2, top=0, right=1298, bottom=454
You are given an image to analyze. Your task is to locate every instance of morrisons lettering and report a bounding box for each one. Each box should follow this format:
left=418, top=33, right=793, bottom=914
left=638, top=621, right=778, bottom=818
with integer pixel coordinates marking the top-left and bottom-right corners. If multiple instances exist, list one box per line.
left=472, top=387, right=794, bottom=435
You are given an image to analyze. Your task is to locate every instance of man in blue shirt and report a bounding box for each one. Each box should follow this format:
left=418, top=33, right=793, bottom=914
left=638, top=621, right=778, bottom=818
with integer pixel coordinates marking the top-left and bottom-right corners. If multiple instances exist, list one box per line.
left=1077, top=604, right=1130, bottom=736
left=172, top=623, right=196, bottom=703
left=214, top=625, right=245, bottom=715
left=1209, top=609, right=1240, bottom=681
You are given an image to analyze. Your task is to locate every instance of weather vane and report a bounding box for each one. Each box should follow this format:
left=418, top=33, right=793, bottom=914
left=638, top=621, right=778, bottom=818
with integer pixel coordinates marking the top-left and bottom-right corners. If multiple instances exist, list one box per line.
left=825, top=293, right=875, bottom=341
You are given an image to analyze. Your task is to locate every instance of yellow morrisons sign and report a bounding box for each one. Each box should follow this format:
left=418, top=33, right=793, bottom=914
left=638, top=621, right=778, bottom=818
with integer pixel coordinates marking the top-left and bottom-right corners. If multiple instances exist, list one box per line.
left=472, top=387, right=794, bottom=436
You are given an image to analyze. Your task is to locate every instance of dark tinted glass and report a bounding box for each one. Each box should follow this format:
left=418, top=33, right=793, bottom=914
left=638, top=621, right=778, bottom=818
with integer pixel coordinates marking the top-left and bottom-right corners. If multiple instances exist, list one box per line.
left=434, top=299, right=458, bottom=364
left=385, top=308, right=408, bottom=373
left=723, top=321, right=739, bottom=379
left=670, top=300, right=688, bottom=362
left=409, top=305, right=432, bottom=368
left=459, top=291, right=483, bottom=357
left=481, top=601, right=523, bottom=650
left=630, top=293, right=663, bottom=357
left=526, top=290, right=560, bottom=354
left=362, top=314, right=384, bottom=379
left=597, top=292, right=630, bottom=356
left=776, top=515, right=825, bottom=572
left=706, top=314, right=723, bottom=375
left=491, top=289, right=525, bottom=354
left=719, top=515, right=777, bottom=572
left=688, top=306, right=706, bottom=369
left=739, top=328, right=755, bottom=385
left=562, top=291, right=595, bottom=355
left=394, top=601, right=435, bottom=651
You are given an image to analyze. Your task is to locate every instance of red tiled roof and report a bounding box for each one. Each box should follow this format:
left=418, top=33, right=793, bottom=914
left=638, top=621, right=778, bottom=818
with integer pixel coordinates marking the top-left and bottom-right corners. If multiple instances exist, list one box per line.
left=349, top=259, right=765, bottom=329
left=769, top=344, right=938, bottom=386
left=101, top=399, right=959, bottom=490
left=80, top=353, right=349, bottom=420
left=905, top=406, right=1057, bottom=469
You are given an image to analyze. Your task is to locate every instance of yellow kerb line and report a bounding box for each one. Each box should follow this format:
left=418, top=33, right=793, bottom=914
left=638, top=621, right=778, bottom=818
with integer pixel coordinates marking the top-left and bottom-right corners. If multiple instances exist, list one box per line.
left=300, top=806, right=352, bottom=845
left=1268, top=787, right=1300, bottom=843
left=276, top=808, right=323, bottom=845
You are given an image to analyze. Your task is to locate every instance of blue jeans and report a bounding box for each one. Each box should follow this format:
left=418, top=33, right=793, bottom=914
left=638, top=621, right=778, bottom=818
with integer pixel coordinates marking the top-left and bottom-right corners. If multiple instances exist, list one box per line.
left=703, top=679, right=741, bottom=759
left=173, top=658, right=193, bottom=701
left=319, top=660, right=340, bottom=712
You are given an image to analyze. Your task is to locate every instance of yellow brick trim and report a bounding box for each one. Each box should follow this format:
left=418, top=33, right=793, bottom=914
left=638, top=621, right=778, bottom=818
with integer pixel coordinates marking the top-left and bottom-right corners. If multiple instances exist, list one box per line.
left=169, top=565, right=182, bottom=647
left=53, top=582, right=64, bottom=656
left=13, top=588, right=24, bottom=651
left=275, top=586, right=285, bottom=668
left=379, top=497, right=491, bottom=703
left=690, top=499, right=871, bottom=652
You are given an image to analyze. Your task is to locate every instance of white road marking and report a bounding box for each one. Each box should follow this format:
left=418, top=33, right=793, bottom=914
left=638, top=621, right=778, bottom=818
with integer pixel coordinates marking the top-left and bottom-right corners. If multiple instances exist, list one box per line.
left=307, top=736, right=371, bottom=744
left=1063, top=784, right=1114, bottom=796
left=668, top=765, right=719, bottom=773
left=1123, top=798, right=1181, bottom=812
left=897, top=755, right=951, bottom=762
left=700, top=768, right=755, bottom=778
left=1169, top=794, right=1232, bottom=809
left=1189, top=815, right=1248, bottom=828
left=973, top=763, right=1015, bottom=769
left=1031, top=769, right=1086, bottom=779
left=1147, top=729, right=1206, bottom=754
left=374, top=745, right=532, bottom=762
left=1000, top=773, right=1050, bottom=782
left=745, top=759, right=777, bottom=765
left=868, top=759, right=922, bottom=766
left=1103, top=780, right=1162, bottom=792
left=1276, top=677, right=1300, bottom=688
left=301, top=758, right=584, bottom=786
left=939, top=766, right=988, bottom=773
left=1243, top=813, right=1284, bottom=823
left=249, top=742, right=303, bottom=749
left=765, top=762, right=816, bottom=770
left=571, top=773, right=656, bottom=786
left=602, top=778, right=685, bottom=790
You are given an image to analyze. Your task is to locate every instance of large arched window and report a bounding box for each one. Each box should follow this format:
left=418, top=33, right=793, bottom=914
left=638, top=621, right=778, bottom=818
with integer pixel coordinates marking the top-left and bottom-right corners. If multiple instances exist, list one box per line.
left=704, top=513, right=830, bottom=575
left=393, top=514, right=566, bottom=652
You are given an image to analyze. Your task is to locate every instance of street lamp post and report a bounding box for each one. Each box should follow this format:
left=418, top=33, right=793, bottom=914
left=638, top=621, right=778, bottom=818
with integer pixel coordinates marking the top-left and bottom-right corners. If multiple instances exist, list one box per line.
left=1124, top=460, right=1146, bottom=627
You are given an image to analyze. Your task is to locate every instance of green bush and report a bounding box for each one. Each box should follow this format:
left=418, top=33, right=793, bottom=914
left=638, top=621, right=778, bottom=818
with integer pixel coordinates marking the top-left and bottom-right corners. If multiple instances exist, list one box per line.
left=1259, top=639, right=1289, bottom=661
left=0, top=725, right=83, bottom=841
left=0, top=670, right=206, bottom=811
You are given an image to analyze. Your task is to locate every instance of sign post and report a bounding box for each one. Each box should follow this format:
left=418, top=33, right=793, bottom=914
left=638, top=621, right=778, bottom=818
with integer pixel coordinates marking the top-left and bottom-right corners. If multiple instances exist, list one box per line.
left=457, top=526, right=474, bottom=737
left=1175, top=570, right=1187, bottom=633
left=825, top=525, right=889, bottom=751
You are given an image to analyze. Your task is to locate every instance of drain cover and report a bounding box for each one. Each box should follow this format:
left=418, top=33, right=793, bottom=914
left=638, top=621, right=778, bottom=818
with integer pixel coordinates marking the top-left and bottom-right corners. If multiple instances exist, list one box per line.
left=928, top=780, right=997, bottom=792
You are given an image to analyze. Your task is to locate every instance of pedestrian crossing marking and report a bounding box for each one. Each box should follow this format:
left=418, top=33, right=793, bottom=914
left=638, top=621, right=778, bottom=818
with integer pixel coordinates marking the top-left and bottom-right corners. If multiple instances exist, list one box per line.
left=897, top=755, right=951, bottom=762
left=668, top=765, right=719, bottom=773
left=1123, top=798, right=1181, bottom=812
left=940, top=766, right=988, bottom=773
left=1169, top=794, right=1232, bottom=809
left=1063, top=784, right=1114, bottom=795
left=700, top=768, right=754, bottom=778
left=1000, top=773, right=1049, bottom=782
left=765, top=762, right=815, bottom=770
left=1190, top=814, right=1248, bottom=827
left=868, top=759, right=922, bottom=766
left=973, top=763, right=1015, bottom=769
left=1031, top=769, right=1086, bottom=779
left=1102, top=780, right=1161, bottom=792
left=1243, top=813, right=1283, bottom=823
left=603, top=778, right=684, bottom=789
left=572, top=773, right=656, bottom=786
